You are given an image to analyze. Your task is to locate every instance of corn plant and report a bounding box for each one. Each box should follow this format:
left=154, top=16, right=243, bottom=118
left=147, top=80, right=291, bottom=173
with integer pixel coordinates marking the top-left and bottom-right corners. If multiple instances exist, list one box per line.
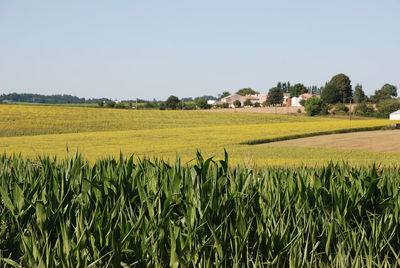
left=0, top=152, right=400, bottom=267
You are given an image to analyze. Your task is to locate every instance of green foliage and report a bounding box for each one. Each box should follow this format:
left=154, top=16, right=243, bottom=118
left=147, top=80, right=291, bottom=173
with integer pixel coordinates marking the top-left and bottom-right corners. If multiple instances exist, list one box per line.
left=0, top=92, right=86, bottom=104
left=165, top=95, right=180, bottom=110
left=195, top=98, right=210, bottom=109
left=354, top=102, right=375, bottom=116
left=370, top=89, right=392, bottom=104
left=276, top=81, right=291, bottom=93
left=220, top=103, right=229, bottom=108
left=326, top=73, right=353, bottom=103
left=106, top=101, right=116, bottom=108
left=115, top=102, right=126, bottom=109
left=376, top=99, right=400, bottom=117
left=334, top=103, right=349, bottom=114
left=353, top=84, right=367, bottom=103
left=253, top=102, right=260, bottom=107
left=236, top=88, right=259, bottom=96
left=266, top=87, right=283, bottom=105
left=243, top=99, right=252, bottom=107
left=321, top=84, right=341, bottom=104
left=305, top=97, right=323, bottom=116
left=381, top=83, right=398, bottom=97
left=220, top=91, right=230, bottom=98
left=1, top=153, right=400, bottom=266
left=233, top=100, right=241, bottom=108
left=299, top=99, right=306, bottom=107
left=289, top=83, right=308, bottom=97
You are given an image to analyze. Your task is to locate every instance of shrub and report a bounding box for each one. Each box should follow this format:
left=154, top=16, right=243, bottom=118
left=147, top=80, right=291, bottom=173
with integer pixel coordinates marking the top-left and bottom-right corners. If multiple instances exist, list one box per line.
left=106, top=101, right=116, bottom=108
left=354, top=102, right=375, bottom=116
left=222, top=102, right=229, bottom=108
left=254, top=102, right=261, bottom=107
left=376, top=99, right=400, bottom=117
left=305, top=97, right=323, bottom=116
left=299, top=99, right=306, bottom=107
left=195, top=98, right=211, bottom=109
left=233, top=100, right=241, bottom=108
left=115, top=102, right=126, bottom=109
left=243, top=99, right=253, bottom=107
left=334, top=103, right=349, bottom=114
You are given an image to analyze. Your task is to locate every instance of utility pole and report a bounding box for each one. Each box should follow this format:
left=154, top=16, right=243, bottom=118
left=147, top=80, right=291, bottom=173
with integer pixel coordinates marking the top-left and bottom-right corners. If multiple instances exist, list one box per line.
left=349, top=99, right=352, bottom=121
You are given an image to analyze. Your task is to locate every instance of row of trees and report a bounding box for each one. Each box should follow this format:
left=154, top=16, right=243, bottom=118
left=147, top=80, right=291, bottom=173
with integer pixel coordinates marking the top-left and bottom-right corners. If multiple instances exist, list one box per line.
left=0, top=93, right=86, bottom=104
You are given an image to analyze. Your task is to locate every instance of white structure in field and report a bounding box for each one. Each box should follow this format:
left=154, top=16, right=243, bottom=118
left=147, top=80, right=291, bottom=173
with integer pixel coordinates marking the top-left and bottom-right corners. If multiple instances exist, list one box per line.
left=291, top=93, right=319, bottom=107
left=390, top=110, right=400, bottom=120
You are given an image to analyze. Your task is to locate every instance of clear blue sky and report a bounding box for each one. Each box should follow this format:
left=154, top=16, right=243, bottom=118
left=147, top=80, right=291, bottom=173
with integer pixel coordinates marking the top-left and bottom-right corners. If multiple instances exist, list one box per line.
left=0, top=0, right=399, bottom=100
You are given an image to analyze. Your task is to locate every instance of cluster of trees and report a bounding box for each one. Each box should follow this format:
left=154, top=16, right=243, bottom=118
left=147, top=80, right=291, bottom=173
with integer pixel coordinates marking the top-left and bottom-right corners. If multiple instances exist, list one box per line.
left=304, top=73, right=399, bottom=117
left=0, top=93, right=86, bottom=104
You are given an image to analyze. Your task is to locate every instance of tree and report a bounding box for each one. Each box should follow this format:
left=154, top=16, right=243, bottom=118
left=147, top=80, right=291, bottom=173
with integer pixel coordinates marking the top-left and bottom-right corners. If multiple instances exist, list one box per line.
left=221, top=91, right=231, bottom=98
left=165, top=95, right=180, bottom=110
left=243, top=99, right=253, bottom=107
left=326, top=73, right=353, bottom=103
left=266, top=87, right=283, bottom=105
left=370, top=89, right=391, bottom=104
left=321, top=84, right=341, bottom=104
left=305, top=97, right=323, bottom=116
left=353, top=84, right=367, bottom=103
left=354, top=102, right=375, bottom=116
left=233, top=100, right=241, bottom=108
left=236, top=88, right=259, bottom=96
left=380, top=84, right=397, bottom=97
left=106, top=101, right=116, bottom=108
left=289, top=83, right=308, bottom=97
left=376, top=99, right=400, bottom=117
left=195, top=98, right=210, bottom=109
left=277, top=81, right=291, bottom=93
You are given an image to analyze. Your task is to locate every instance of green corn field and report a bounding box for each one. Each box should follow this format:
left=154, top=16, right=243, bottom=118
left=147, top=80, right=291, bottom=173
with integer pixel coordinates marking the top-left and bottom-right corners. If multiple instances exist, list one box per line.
left=1, top=152, right=400, bottom=267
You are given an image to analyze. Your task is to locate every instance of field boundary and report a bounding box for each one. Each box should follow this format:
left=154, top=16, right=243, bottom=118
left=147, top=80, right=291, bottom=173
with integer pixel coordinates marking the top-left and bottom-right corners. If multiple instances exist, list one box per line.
left=241, top=125, right=388, bottom=145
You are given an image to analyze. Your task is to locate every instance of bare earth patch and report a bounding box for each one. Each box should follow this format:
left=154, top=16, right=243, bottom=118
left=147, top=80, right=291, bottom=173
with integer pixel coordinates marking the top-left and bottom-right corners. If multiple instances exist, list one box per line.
left=261, top=130, right=400, bottom=152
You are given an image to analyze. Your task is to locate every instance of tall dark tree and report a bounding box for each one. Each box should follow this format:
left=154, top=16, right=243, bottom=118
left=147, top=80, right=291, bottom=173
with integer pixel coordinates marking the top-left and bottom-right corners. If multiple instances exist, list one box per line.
left=353, top=84, right=367, bottom=103
left=266, top=87, right=283, bottom=105
left=380, top=84, right=397, bottom=97
left=236, top=88, right=259, bottom=96
left=321, top=84, right=341, bottom=104
left=326, top=73, right=353, bottom=103
left=289, top=83, right=308, bottom=97
left=276, top=81, right=291, bottom=93
left=165, top=95, right=180, bottom=110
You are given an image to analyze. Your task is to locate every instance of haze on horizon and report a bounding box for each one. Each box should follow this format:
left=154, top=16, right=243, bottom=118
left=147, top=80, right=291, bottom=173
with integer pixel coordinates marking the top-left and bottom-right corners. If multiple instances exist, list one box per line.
left=0, top=0, right=399, bottom=100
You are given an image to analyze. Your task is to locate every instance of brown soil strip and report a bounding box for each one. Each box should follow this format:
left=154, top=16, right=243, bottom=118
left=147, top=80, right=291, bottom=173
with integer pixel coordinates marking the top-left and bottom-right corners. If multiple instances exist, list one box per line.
left=260, top=130, right=400, bottom=152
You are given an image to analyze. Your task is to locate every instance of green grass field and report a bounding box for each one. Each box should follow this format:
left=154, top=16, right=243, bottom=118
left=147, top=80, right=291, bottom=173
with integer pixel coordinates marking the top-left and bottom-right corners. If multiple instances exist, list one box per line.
left=0, top=104, right=399, bottom=165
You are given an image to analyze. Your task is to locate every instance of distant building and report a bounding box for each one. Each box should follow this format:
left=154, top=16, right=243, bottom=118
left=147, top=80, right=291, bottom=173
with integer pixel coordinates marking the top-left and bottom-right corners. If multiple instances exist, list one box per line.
left=283, top=93, right=291, bottom=106
left=291, top=93, right=318, bottom=107
left=220, top=93, right=267, bottom=107
left=1, top=100, right=13, bottom=104
left=207, top=100, right=216, bottom=105
left=390, top=110, right=400, bottom=120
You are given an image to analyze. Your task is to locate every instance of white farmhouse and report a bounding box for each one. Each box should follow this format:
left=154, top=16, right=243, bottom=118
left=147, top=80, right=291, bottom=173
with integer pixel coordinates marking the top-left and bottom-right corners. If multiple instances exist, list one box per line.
left=390, top=110, right=400, bottom=120
left=291, top=93, right=318, bottom=107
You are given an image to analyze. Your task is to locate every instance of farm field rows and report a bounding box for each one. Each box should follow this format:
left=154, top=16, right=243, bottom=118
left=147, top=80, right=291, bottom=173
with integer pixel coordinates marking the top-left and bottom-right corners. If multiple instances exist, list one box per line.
left=2, top=154, right=400, bottom=266
left=1, top=104, right=399, bottom=165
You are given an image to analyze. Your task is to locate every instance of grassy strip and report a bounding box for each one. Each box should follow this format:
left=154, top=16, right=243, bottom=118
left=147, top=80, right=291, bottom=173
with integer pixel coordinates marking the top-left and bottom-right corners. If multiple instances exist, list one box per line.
left=241, top=125, right=387, bottom=145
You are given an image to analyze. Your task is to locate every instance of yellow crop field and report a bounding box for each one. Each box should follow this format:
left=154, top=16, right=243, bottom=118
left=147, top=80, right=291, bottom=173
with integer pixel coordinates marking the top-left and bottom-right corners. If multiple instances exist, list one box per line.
left=0, top=105, right=325, bottom=137
left=1, top=104, right=399, bottom=166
